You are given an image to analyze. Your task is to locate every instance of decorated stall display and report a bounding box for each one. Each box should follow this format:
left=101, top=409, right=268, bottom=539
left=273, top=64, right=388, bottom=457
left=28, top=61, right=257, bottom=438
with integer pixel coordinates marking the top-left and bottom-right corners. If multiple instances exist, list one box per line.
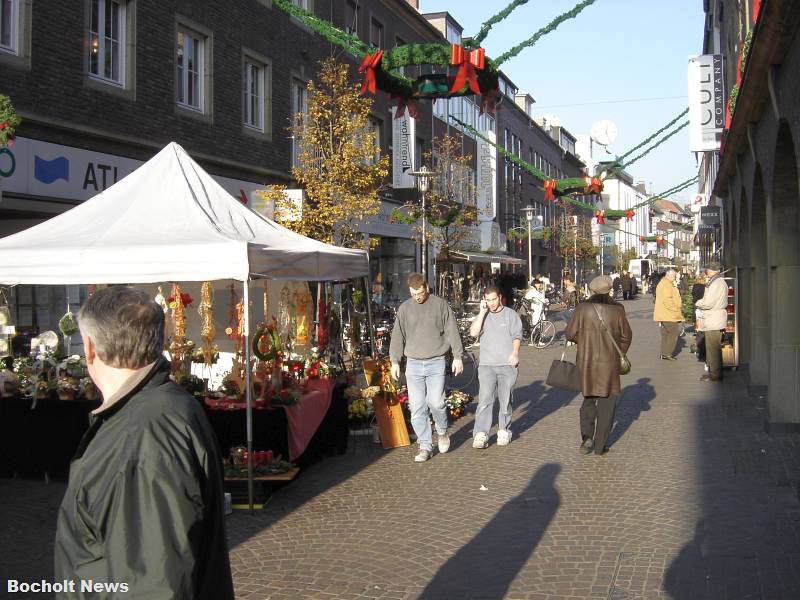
left=362, top=358, right=410, bottom=449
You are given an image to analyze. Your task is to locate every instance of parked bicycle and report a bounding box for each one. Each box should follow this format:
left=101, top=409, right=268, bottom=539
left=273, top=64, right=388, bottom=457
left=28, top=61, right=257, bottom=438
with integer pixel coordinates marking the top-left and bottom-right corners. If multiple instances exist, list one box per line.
left=512, top=292, right=556, bottom=348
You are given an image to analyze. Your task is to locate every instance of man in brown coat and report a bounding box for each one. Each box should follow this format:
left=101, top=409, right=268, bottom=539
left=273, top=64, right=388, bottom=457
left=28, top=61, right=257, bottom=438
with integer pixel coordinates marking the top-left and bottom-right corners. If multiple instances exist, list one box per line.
left=565, top=275, right=633, bottom=456
left=653, top=269, right=684, bottom=360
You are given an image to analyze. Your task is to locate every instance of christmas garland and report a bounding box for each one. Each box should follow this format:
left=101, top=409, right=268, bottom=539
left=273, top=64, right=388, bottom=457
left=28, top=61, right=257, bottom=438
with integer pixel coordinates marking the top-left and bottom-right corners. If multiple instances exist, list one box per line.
left=494, top=0, right=599, bottom=66
left=0, top=94, right=21, bottom=147
left=469, top=0, right=531, bottom=46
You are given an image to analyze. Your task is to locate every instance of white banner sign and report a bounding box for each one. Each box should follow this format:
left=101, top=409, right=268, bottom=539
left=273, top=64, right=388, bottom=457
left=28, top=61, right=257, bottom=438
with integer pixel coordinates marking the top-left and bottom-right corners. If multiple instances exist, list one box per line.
left=392, top=114, right=416, bottom=189
left=476, top=129, right=497, bottom=221
left=688, top=54, right=724, bottom=152
left=0, top=137, right=263, bottom=203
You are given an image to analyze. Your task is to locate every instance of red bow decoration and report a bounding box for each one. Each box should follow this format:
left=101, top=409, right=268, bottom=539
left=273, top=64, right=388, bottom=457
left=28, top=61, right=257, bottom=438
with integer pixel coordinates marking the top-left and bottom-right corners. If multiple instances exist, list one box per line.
left=594, top=209, right=605, bottom=225
left=639, top=236, right=646, bottom=243
left=449, top=45, right=485, bottom=95
left=584, top=176, right=602, bottom=195
left=358, top=50, right=384, bottom=95
left=391, top=94, right=418, bottom=119
left=625, top=209, right=635, bottom=222
left=656, top=235, right=665, bottom=246
left=543, top=179, right=557, bottom=201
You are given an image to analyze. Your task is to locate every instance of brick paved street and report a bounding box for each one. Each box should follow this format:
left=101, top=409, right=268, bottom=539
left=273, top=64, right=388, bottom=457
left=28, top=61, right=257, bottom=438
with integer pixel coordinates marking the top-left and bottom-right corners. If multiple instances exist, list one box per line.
left=2, top=297, right=800, bottom=599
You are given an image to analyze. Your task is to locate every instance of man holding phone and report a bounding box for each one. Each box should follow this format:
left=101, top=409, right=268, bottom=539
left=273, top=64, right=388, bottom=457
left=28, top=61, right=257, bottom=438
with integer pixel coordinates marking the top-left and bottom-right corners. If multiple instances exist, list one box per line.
left=469, top=284, right=523, bottom=448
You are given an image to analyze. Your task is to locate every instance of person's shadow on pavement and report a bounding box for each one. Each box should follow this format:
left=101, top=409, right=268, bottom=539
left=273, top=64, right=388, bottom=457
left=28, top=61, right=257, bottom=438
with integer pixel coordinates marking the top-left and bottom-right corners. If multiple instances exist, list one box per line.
left=420, top=463, right=561, bottom=600
left=511, top=380, right=579, bottom=439
left=606, top=377, right=656, bottom=448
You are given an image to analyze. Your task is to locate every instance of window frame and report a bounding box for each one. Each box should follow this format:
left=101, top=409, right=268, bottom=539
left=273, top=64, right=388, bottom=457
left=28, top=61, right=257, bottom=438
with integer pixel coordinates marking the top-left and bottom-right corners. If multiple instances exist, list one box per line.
left=175, top=19, right=212, bottom=119
left=290, top=76, right=309, bottom=169
left=0, top=0, right=18, bottom=54
left=242, top=51, right=271, bottom=137
left=87, top=0, right=126, bottom=87
left=369, top=16, right=383, bottom=49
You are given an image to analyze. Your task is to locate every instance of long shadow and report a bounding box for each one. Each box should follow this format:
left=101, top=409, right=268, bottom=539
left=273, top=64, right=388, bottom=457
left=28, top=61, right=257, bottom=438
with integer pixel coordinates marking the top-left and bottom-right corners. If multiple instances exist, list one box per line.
left=606, top=377, right=656, bottom=448
left=512, top=380, right=579, bottom=439
left=420, top=463, right=561, bottom=600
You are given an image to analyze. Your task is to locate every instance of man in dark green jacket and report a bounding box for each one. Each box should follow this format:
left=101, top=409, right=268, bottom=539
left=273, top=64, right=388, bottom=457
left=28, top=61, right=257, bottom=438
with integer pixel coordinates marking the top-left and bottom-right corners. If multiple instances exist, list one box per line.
left=54, top=286, right=234, bottom=599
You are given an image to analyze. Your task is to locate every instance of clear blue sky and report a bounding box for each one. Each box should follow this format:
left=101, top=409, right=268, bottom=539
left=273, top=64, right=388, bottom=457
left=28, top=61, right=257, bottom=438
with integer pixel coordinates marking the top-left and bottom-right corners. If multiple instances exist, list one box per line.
left=420, top=0, right=705, bottom=203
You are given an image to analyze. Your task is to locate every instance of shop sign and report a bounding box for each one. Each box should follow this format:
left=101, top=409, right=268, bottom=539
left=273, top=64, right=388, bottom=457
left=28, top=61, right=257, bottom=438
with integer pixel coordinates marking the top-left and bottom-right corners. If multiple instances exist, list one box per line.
left=688, top=54, right=724, bottom=152
left=0, top=137, right=263, bottom=204
left=700, top=205, right=721, bottom=225
left=476, top=129, right=497, bottom=221
left=391, top=114, right=416, bottom=189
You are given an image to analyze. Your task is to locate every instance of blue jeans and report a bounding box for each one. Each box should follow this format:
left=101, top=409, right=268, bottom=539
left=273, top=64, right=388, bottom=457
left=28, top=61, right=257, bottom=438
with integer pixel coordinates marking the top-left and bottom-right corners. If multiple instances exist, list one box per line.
left=474, top=365, right=518, bottom=435
left=405, top=357, right=448, bottom=451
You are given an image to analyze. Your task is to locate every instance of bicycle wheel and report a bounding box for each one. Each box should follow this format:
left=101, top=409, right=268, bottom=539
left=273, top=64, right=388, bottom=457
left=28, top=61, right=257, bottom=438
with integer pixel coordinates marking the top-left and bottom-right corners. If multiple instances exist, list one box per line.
left=448, top=350, right=477, bottom=390
left=530, top=320, right=556, bottom=348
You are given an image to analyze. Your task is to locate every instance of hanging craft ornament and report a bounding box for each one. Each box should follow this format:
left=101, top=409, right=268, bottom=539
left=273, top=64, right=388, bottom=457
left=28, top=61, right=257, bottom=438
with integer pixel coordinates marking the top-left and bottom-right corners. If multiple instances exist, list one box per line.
left=584, top=176, right=603, bottom=195
left=594, top=209, right=605, bottom=225
left=198, top=282, right=216, bottom=366
left=543, top=179, right=557, bottom=201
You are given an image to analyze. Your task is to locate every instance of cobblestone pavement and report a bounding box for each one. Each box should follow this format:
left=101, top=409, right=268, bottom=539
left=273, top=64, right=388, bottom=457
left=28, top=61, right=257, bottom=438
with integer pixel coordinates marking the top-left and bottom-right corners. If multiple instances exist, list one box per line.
left=2, top=297, right=800, bottom=599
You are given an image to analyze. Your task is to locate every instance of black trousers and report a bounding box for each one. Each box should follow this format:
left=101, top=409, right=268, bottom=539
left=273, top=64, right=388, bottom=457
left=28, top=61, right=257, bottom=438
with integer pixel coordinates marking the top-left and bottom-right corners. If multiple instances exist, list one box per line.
left=580, top=395, right=616, bottom=454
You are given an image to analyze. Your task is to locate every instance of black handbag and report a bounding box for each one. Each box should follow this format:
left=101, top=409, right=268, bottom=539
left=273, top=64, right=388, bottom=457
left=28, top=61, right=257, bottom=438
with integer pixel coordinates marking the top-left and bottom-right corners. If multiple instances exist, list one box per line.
left=546, top=343, right=582, bottom=391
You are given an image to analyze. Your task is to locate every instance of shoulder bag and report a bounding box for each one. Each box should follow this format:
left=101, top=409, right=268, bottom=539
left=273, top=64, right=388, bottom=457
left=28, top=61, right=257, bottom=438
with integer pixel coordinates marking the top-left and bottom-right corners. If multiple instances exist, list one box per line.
left=592, top=304, right=631, bottom=375
left=546, top=342, right=582, bottom=391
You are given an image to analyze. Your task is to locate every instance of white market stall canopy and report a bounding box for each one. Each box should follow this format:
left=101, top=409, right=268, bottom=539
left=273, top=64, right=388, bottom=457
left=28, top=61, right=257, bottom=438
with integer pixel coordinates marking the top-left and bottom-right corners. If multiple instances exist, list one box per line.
left=0, top=142, right=368, bottom=285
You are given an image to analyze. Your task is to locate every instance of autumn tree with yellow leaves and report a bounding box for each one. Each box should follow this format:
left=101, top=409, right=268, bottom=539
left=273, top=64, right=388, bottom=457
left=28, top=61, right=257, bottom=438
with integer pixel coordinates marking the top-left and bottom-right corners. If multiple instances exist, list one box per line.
left=259, top=59, right=389, bottom=249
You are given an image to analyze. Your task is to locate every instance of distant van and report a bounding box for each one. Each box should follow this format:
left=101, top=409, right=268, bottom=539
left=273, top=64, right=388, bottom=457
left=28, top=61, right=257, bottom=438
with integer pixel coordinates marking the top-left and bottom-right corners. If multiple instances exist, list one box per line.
left=628, top=258, right=654, bottom=288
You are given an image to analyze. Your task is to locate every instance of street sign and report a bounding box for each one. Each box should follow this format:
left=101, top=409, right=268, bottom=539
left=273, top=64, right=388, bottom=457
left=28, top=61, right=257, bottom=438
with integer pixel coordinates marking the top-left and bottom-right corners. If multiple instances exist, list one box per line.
left=601, top=234, right=614, bottom=245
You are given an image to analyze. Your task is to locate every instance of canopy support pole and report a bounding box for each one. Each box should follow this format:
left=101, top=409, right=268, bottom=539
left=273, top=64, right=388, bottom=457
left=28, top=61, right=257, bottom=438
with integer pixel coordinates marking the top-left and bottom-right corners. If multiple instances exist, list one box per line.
left=362, top=276, right=377, bottom=359
left=243, top=278, right=254, bottom=511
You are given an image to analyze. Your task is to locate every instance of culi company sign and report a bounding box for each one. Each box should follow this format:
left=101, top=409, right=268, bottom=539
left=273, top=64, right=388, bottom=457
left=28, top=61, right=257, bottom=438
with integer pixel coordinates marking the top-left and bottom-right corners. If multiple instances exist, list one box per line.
left=688, top=54, right=724, bottom=152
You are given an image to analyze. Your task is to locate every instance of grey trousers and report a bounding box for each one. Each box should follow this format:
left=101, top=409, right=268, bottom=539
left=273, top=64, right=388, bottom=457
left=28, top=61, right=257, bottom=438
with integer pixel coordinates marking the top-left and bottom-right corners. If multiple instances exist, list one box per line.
left=660, top=321, right=681, bottom=356
left=474, top=365, right=518, bottom=435
left=580, top=395, right=617, bottom=454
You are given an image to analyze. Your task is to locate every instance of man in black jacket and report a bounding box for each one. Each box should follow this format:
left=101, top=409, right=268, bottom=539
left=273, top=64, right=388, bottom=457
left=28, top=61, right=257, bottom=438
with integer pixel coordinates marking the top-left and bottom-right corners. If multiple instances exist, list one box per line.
left=54, top=286, right=234, bottom=599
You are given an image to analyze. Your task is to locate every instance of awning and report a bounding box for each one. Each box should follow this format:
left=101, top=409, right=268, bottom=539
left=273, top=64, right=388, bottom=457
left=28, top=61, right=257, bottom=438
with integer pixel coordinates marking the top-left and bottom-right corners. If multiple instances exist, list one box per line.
left=440, top=251, right=526, bottom=265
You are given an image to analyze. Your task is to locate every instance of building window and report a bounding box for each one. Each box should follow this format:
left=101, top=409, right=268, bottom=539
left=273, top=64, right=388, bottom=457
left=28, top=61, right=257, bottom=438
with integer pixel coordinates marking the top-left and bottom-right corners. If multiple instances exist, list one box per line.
left=0, top=0, right=18, bottom=53
left=370, top=18, right=383, bottom=49
left=243, top=57, right=267, bottom=132
left=344, top=1, right=359, bottom=37
left=176, top=27, right=205, bottom=111
left=291, top=78, right=308, bottom=168
left=88, top=0, right=125, bottom=85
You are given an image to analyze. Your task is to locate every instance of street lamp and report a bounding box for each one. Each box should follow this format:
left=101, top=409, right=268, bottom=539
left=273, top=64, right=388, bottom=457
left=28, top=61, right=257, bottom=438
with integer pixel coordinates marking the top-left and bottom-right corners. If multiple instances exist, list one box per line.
left=521, top=205, right=536, bottom=283
left=409, top=166, right=437, bottom=284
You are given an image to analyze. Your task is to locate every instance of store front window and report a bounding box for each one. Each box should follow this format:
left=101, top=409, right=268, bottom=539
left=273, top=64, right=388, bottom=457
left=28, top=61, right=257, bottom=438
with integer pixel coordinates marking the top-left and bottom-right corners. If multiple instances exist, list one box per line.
left=369, top=237, right=416, bottom=306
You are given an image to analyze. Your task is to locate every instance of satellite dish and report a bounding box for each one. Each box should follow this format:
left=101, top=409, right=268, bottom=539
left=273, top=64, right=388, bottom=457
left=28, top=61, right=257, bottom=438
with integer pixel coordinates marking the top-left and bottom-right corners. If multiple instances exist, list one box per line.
left=590, top=119, right=618, bottom=146
left=38, top=330, right=60, bottom=350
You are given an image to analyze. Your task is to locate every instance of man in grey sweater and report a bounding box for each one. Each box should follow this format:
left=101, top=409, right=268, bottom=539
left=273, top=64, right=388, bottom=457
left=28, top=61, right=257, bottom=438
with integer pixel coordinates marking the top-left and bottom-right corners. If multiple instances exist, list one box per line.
left=469, top=284, right=523, bottom=448
left=390, top=273, right=464, bottom=462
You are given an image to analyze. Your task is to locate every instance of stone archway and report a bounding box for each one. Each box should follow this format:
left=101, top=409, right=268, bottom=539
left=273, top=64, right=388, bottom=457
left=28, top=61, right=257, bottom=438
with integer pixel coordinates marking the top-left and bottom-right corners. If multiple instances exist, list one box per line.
left=750, top=167, right=770, bottom=387
left=737, top=187, right=751, bottom=366
left=768, top=121, right=800, bottom=423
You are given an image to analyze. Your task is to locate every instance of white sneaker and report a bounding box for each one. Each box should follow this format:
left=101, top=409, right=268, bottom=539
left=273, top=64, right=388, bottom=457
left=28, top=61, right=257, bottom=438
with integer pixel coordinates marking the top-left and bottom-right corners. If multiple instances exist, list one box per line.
left=472, top=431, right=488, bottom=449
left=497, top=429, right=512, bottom=446
left=414, top=449, right=431, bottom=462
left=437, top=433, right=450, bottom=454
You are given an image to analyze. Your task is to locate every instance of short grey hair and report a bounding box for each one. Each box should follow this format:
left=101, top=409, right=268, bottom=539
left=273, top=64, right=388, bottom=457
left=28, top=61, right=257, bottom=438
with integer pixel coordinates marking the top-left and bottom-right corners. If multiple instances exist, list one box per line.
left=78, top=286, right=165, bottom=369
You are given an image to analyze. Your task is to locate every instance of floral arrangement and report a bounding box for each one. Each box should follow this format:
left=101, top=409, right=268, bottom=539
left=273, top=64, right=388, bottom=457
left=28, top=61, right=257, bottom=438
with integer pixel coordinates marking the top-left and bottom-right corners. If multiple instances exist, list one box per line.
left=304, top=346, right=331, bottom=378
left=176, top=372, right=205, bottom=396
left=269, top=386, right=300, bottom=406
left=220, top=375, right=242, bottom=399
left=12, top=356, right=36, bottom=393
left=444, top=390, right=471, bottom=421
left=224, top=452, right=295, bottom=477
left=59, top=355, right=87, bottom=379
left=0, top=94, right=21, bottom=147
left=252, top=317, right=283, bottom=362
left=79, top=377, right=99, bottom=401
left=56, top=376, right=80, bottom=400
left=347, top=394, right=373, bottom=425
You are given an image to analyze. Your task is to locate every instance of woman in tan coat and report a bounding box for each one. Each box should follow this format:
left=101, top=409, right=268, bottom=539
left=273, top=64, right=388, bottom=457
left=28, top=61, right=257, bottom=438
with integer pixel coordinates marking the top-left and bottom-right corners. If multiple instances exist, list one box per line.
left=653, top=269, right=684, bottom=360
left=565, top=276, right=632, bottom=456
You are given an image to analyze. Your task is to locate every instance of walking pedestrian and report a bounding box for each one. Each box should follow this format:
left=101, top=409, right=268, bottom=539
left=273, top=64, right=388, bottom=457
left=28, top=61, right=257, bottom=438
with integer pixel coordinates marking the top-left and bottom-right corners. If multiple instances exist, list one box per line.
left=620, top=271, right=633, bottom=300
left=54, top=287, right=234, bottom=599
left=524, top=278, right=549, bottom=330
left=390, top=273, right=464, bottom=462
left=695, top=262, right=729, bottom=381
left=469, top=285, right=523, bottom=448
left=654, top=269, right=683, bottom=360
left=565, top=276, right=633, bottom=456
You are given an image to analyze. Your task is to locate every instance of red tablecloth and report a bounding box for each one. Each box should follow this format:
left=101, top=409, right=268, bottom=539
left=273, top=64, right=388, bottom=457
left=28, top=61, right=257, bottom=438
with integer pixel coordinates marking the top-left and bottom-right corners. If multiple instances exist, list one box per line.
left=204, top=378, right=335, bottom=461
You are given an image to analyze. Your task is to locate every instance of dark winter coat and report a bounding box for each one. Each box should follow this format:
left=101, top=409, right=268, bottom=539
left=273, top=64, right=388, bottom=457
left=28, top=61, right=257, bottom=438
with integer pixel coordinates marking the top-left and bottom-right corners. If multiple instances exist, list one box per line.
left=54, top=358, right=234, bottom=600
left=620, top=274, right=633, bottom=292
left=564, top=295, right=633, bottom=397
